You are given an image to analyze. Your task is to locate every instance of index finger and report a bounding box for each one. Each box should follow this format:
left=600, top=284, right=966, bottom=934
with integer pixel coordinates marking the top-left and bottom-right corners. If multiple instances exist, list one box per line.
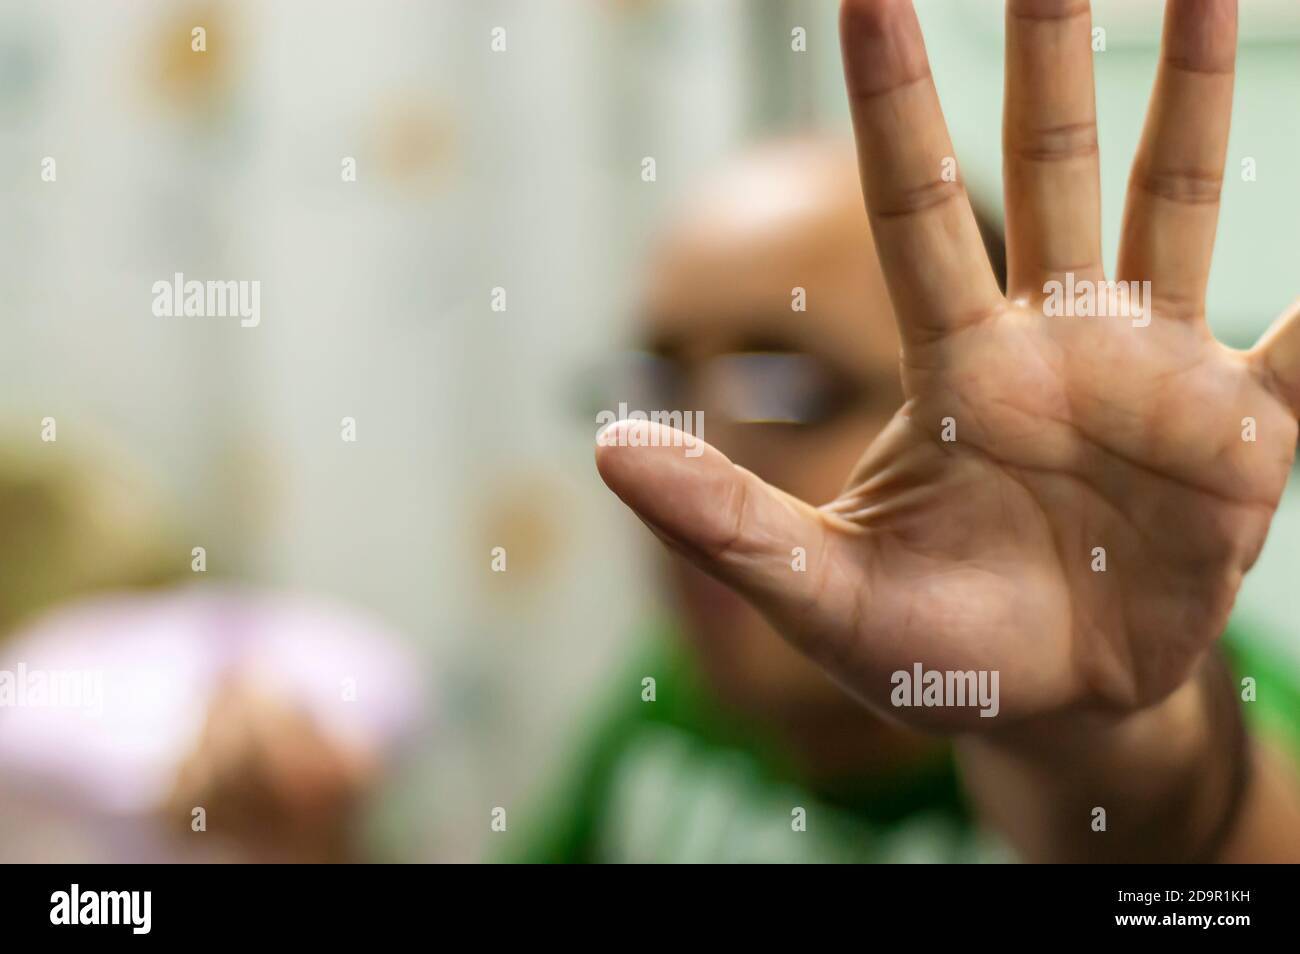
left=840, top=0, right=1004, bottom=346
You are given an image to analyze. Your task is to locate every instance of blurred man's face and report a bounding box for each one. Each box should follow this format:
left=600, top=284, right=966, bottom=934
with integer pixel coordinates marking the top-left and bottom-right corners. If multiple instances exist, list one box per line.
left=636, top=143, right=903, bottom=719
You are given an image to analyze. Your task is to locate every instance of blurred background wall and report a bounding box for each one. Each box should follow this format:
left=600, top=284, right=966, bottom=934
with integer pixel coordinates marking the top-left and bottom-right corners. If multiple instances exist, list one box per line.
left=0, top=0, right=1297, bottom=860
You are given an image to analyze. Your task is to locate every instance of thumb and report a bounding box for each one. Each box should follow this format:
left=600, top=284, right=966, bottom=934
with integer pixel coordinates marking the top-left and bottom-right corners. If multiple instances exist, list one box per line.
left=594, top=419, right=852, bottom=651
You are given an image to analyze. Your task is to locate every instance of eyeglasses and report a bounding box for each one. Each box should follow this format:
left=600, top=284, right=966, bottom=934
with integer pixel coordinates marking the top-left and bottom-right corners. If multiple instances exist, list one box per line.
left=578, top=350, right=879, bottom=429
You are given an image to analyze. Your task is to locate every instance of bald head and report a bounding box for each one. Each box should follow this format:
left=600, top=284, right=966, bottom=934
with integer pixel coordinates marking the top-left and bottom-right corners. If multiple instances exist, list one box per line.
left=660, top=138, right=867, bottom=251
left=643, top=136, right=897, bottom=380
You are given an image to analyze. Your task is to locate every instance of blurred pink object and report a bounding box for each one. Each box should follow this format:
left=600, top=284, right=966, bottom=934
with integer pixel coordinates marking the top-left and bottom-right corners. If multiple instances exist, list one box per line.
left=0, top=585, right=423, bottom=819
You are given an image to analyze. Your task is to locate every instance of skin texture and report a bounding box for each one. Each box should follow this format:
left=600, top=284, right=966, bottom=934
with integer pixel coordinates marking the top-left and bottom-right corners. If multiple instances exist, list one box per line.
left=598, top=0, right=1300, bottom=860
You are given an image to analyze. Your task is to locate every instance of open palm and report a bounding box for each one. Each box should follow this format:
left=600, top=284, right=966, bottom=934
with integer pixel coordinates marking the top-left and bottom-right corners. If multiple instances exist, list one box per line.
left=596, top=0, right=1300, bottom=731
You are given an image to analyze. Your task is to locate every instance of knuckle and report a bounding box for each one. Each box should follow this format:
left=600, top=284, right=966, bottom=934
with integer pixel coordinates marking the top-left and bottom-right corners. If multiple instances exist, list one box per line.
left=1132, top=167, right=1224, bottom=206
left=1009, top=120, right=1099, bottom=163
left=875, top=176, right=964, bottom=219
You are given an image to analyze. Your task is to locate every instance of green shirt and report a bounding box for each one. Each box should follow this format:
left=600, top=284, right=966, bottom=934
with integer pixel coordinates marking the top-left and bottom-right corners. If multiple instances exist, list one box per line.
left=510, top=620, right=1300, bottom=863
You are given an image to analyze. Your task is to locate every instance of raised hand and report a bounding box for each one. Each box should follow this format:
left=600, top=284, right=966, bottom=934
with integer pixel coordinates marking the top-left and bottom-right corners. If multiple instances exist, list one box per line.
left=595, top=0, right=1300, bottom=735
